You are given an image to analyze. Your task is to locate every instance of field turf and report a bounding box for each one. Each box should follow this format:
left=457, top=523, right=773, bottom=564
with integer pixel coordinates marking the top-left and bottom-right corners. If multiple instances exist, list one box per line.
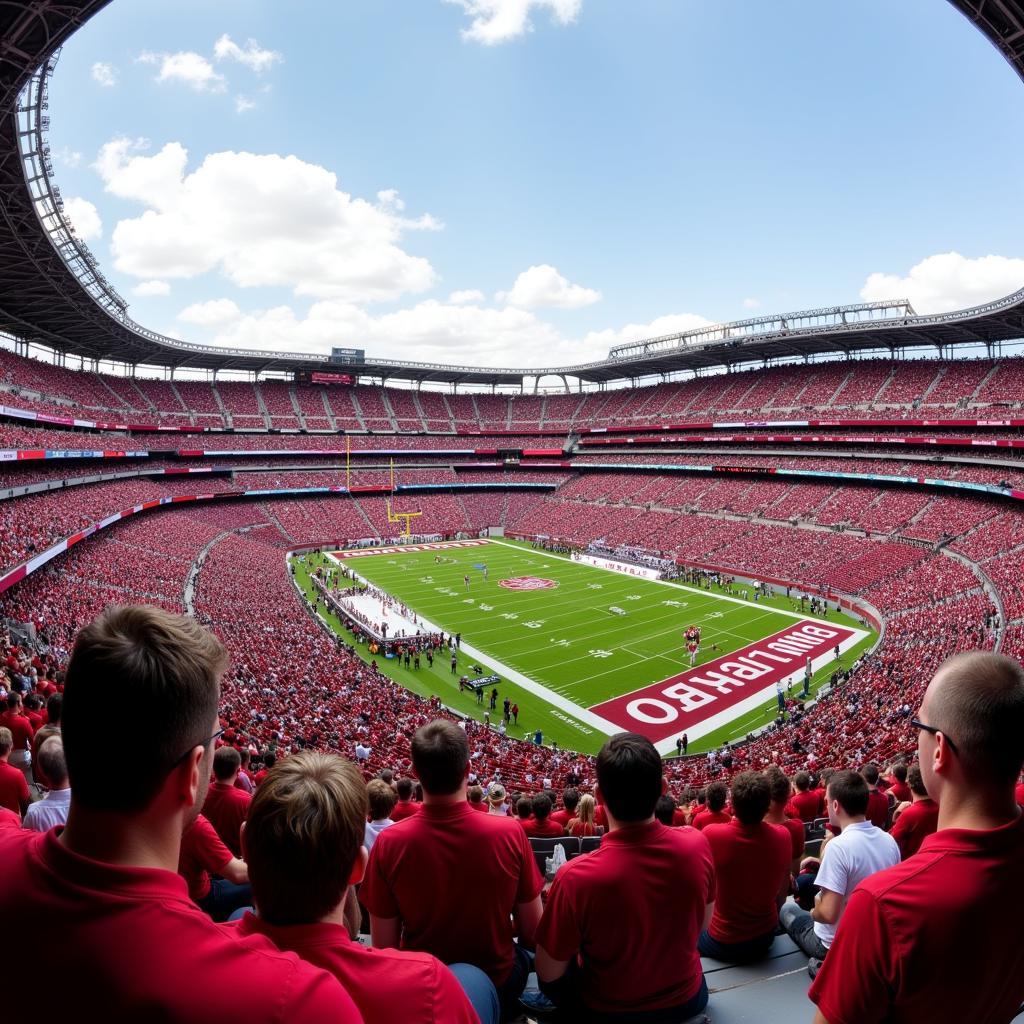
left=291, top=539, right=875, bottom=755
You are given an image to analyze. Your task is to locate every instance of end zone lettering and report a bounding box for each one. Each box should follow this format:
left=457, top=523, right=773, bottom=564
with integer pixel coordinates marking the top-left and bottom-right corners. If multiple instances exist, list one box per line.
left=590, top=620, right=858, bottom=743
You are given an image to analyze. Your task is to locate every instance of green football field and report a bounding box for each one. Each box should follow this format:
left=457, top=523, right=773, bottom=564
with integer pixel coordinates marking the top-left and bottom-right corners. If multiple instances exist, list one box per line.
left=292, top=538, right=875, bottom=755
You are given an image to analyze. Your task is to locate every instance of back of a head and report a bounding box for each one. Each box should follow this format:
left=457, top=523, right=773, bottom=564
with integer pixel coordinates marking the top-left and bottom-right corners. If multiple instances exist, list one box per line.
left=928, top=651, right=1024, bottom=788
left=63, top=605, right=228, bottom=814
left=467, top=784, right=484, bottom=805
left=654, top=794, right=677, bottom=826
left=577, top=793, right=595, bottom=823
left=794, top=770, right=810, bottom=792
left=562, top=787, right=579, bottom=813
left=411, top=719, right=469, bottom=796
left=705, top=781, right=728, bottom=813
left=46, top=693, right=62, bottom=725
left=730, top=772, right=771, bottom=825
left=765, top=766, right=791, bottom=805
left=828, top=769, right=869, bottom=818
left=531, top=793, right=552, bottom=821
left=517, top=796, right=533, bottom=819
left=244, top=750, right=366, bottom=926
left=213, top=745, right=241, bottom=782
left=907, top=763, right=928, bottom=798
left=38, top=736, right=68, bottom=787
left=396, top=777, right=414, bottom=801
left=596, top=732, right=663, bottom=823
left=861, top=763, right=880, bottom=787
left=0, top=726, right=11, bottom=757
left=367, top=778, right=397, bottom=820
left=891, top=762, right=908, bottom=784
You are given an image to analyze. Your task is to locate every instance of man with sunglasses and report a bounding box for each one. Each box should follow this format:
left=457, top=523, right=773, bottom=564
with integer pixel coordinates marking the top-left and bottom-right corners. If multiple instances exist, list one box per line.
left=809, top=650, right=1024, bottom=1024
left=0, top=605, right=363, bottom=1023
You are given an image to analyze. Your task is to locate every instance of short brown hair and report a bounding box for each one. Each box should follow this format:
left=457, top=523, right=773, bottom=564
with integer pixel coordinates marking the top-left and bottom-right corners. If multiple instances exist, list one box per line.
left=765, top=765, right=791, bottom=804
left=705, top=781, right=729, bottom=812
left=245, top=751, right=367, bottom=926
left=730, top=771, right=770, bottom=825
left=0, top=726, right=11, bottom=756
left=411, top=720, right=469, bottom=796
left=930, top=651, right=1024, bottom=786
left=213, top=746, right=241, bottom=781
left=63, top=605, right=228, bottom=813
left=367, top=778, right=397, bottom=820
left=596, top=732, right=663, bottom=823
left=907, top=763, right=928, bottom=798
left=827, top=769, right=869, bottom=817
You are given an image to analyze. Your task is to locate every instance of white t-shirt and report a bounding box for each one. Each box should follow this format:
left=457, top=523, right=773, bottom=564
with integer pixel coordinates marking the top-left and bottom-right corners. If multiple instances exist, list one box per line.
left=813, top=819, right=900, bottom=947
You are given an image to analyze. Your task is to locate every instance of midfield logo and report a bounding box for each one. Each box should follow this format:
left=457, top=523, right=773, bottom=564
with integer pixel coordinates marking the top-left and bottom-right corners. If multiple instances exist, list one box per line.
left=499, top=576, right=559, bottom=590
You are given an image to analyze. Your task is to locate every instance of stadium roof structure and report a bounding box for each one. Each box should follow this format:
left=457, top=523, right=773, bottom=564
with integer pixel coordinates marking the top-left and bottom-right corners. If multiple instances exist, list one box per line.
left=0, top=1, right=1023, bottom=387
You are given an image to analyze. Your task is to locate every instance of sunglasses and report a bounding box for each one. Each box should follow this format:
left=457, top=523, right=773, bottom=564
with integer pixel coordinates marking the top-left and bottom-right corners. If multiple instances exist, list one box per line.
left=910, top=716, right=958, bottom=756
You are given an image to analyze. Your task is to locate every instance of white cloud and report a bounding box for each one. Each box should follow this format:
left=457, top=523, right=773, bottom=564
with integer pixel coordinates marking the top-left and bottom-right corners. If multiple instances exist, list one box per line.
left=133, top=280, right=171, bottom=297
left=449, top=289, right=486, bottom=304
left=377, top=188, right=405, bottom=212
left=446, top=0, right=582, bottom=45
left=91, top=61, right=118, bottom=87
left=498, top=263, right=600, bottom=309
left=213, top=34, right=282, bottom=73
left=95, top=140, right=439, bottom=302
left=235, top=95, right=257, bottom=114
left=55, top=146, right=82, bottom=168
left=578, top=312, right=716, bottom=352
left=178, top=298, right=243, bottom=326
left=742, top=297, right=761, bottom=310
left=860, top=252, right=1024, bottom=314
left=139, top=50, right=227, bottom=92
left=62, top=197, right=103, bottom=241
left=181, top=296, right=712, bottom=369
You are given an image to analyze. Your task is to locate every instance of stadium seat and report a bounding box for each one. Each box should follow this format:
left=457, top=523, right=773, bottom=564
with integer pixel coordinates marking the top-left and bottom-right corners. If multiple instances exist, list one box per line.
left=527, top=836, right=579, bottom=875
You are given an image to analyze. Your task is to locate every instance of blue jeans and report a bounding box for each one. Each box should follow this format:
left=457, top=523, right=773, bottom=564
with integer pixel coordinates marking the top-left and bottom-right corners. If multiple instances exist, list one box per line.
left=449, top=963, right=500, bottom=1024
left=197, top=879, right=252, bottom=923
left=698, top=927, right=775, bottom=963
left=778, top=902, right=829, bottom=960
left=496, top=944, right=533, bottom=1018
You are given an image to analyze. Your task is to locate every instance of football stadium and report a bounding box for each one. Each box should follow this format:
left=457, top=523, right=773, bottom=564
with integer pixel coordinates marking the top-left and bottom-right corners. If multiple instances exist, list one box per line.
left=1, top=2, right=1023, bottom=1022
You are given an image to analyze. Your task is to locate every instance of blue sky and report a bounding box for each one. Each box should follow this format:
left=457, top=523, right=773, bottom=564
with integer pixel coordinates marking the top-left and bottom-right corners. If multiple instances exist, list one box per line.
left=44, top=0, right=1024, bottom=370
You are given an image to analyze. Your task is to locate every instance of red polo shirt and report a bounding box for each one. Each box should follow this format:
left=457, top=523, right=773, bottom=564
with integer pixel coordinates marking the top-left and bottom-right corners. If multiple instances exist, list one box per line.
left=771, top=815, right=805, bottom=861
left=549, top=808, right=572, bottom=828
left=536, top=820, right=714, bottom=1014
left=703, top=820, right=792, bottom=943
left=391, top=800, right=420, bottom=822
left=361, top=799, right=543, bottom=985
left=0, top=760, right=28, bottom=814
left=523, top=817, right=565, bottom=838
left=178, top=815, right=233, bottom=902
left=691, top=808, right=731, bottom=830
left=866, top=789, right=890, bottom=830
left=0, top=828, right=362, bottom=1022
left=810, top=814, right=1024, bottom=1024
left=231, top=913, right=477, bottom=1024
left=889, top=798, right=939, bottom=860
left=0, top=806, right=20, bottom=829
left=887, top=778, right=912, bottom=803
left=791, top=790, right=823, bottom=822
left=202, top=782, right=251, bottom=857
left=0, top=710, right=34, bottom=753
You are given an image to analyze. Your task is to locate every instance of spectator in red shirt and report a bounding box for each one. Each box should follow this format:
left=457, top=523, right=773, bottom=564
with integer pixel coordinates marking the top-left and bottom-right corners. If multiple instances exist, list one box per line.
left=390, top=777, right=420, bottom=821
left=361, top=719, right=543, bottom=1016
left=515, top=795, right=533, bottom=827
left=889, top=763, right=939, bottom=860
left=810, top=650, right=1024, bottom=1024
left=699, top=771, right=792, bottom=963
left=524, top=732, right=714, bottom=1021
left=0, top=726, right=29, bottom=817
left=0, top=693, right=34, bottom=780
left=233, top=749, right=488, bottom=1024
left=522, top=793, right=565, bottom=838
left=0, top=604, right=361, bottom=1022
left=691, top=780, right=731, bottom=830
left=861, top=763, right=891, bottom=830
left=178, top=812, right=251, bottom=920
left=548, top=787, right=578, bottom=829
left=764, top=766, right=804, bottom=873
left=467, top=784, right=488, bottom=812
left=791, top=771, right=824, bottom=822
left=202, top=746, right=252, bottom=856
left=885, top=761, right=911, bottom=803
left=566, top=793, right=601, bottom=837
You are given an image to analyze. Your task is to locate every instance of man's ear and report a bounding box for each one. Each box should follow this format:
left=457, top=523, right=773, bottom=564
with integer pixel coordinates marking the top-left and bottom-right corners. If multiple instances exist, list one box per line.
left=348, top=844, right=368, bottom=885
left=239, top=820, right=248, bottom=860
left=170, top=746, right=205, bottom=810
